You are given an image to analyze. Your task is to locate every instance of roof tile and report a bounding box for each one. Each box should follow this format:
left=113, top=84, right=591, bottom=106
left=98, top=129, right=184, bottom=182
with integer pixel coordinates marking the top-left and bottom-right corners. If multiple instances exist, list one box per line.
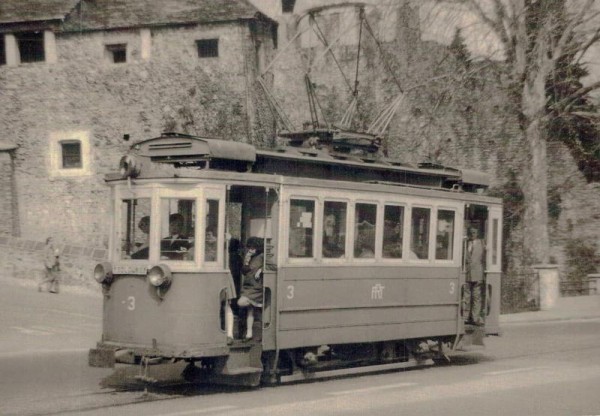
left=62, top=0, right=265, bottom=31
left=0, top=0, right=79, bottom=24
left=0, top=0, right=270, bottom=29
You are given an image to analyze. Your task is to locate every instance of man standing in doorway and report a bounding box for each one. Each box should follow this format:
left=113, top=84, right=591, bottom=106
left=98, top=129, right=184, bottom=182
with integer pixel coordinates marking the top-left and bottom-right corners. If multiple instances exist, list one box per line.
left=465, top=227, right=485, bottom=325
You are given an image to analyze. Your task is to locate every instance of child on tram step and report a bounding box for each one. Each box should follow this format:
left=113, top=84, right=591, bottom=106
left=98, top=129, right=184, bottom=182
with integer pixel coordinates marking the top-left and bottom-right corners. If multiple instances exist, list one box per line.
left=237, top=237, right=265, bottom=342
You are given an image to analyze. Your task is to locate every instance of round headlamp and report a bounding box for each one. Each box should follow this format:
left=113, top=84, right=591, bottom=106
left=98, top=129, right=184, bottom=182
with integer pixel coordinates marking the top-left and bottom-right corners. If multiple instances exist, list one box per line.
left=94, top=262, right=113, bottom=284
left=147, top=264, right=172, bottom=287
left=119, top=154, right=140, bottom=178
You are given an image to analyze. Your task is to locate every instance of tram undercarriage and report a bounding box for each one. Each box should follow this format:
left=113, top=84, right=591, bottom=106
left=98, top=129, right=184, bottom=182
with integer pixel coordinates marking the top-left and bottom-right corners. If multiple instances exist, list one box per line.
left=92, top=333, right=462, bottom=388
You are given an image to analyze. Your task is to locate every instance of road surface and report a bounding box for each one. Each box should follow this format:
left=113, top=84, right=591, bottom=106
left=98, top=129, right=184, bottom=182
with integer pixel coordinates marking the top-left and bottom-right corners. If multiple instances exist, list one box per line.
left=1, top=280, right=599, bottom=416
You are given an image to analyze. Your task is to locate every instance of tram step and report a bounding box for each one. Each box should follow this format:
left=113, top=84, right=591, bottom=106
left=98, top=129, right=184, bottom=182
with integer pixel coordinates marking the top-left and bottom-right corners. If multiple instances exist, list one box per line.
left=223, top=366, right=263, bottom=376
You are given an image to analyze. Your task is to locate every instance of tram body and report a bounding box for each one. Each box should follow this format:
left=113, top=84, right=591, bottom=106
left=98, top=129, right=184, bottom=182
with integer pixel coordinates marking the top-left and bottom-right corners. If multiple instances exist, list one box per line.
left=89, top=132, right=503, bottom=386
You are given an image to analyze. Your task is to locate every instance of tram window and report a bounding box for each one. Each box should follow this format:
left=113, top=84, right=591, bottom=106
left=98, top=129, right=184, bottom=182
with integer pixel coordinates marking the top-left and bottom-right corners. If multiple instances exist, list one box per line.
left=120, top=198, right=151, bottom=260
left=383, top=205, right=404, bottom=259
left=410, top=207, right=430, bottom=259
left=160, top=198, right=195, bottom=261
left=436, top=210, right=455, bottom=260
left=289, top=199, right=314, bottom=258
left=354, top=203, right=377, bottom=258
left=205, top=199, right=219, bottom=262
left=322, top=201, right=347, bottom=258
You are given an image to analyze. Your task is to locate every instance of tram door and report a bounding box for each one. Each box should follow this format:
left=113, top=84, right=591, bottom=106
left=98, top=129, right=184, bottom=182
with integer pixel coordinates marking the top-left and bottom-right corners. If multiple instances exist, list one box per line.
left=462, top=204, right=488, bottom=326
left=225, top=185, right=279, bottom=344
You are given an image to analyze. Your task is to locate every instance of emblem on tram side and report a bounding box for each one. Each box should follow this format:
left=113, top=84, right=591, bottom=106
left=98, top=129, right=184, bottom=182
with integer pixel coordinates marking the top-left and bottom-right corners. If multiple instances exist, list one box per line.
left=371, top=283, right=385, bottom=300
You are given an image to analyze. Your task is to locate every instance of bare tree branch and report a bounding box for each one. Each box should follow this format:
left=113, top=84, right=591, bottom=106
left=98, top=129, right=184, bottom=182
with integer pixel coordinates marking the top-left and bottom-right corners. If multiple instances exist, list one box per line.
left=551, top=0, right=595, bottom=64
left=549, top=80, right=600, bottom=113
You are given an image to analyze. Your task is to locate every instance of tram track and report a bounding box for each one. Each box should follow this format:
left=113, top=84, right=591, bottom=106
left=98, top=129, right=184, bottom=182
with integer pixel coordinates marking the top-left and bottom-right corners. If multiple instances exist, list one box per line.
left=18, top=331, right=600, bottom=416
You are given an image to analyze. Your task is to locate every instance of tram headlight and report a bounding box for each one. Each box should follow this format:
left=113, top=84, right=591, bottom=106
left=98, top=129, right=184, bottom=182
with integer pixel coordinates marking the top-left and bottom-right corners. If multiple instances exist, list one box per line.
left=147, top=264, right=172, bottom=288
left=119, top=154, right=140, bottom=178
left=94, top=262, right=113, bottom=285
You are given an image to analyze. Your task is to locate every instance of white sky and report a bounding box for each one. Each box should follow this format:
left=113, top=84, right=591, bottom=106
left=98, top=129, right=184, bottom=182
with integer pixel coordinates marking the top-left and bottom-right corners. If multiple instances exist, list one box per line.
left=248, top=0, right=600, bottom=92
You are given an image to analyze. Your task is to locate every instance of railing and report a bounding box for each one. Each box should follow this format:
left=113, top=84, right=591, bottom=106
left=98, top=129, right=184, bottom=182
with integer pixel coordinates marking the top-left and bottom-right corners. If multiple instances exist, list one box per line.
left=560, top=280, right=592, bottom=296
left=501, top=271, right=540, bottom=314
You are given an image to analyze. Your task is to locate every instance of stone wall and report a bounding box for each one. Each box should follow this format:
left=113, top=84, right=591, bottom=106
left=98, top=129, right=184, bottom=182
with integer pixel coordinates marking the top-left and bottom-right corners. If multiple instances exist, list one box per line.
left=0, top=20, right=275, bottom=248
left=0, top=151, right=16, bottom=235
left=0, top=234, right=106, bottom=291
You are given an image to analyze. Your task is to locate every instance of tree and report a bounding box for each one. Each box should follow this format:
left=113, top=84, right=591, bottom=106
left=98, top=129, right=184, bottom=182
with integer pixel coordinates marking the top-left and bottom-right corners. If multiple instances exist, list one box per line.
left=434, top=0, right=600, bottom=265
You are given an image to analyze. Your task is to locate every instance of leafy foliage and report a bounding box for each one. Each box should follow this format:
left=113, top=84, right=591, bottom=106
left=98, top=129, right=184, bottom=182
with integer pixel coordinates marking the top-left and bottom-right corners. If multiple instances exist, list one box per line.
left=564, top=238, right=600, bottom=284
left=547, top=52, right=600, bottom=182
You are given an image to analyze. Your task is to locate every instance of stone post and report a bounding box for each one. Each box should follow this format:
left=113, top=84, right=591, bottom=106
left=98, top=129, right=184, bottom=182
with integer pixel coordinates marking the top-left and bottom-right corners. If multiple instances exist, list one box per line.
left=588, top=273, right=600, bottom=295
left=533, top=264, right=559, bottom=310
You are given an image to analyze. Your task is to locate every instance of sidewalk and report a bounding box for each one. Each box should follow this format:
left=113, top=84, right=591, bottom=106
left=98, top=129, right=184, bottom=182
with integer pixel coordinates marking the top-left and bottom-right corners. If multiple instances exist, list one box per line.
left=500, top=294, right=600, bottom=324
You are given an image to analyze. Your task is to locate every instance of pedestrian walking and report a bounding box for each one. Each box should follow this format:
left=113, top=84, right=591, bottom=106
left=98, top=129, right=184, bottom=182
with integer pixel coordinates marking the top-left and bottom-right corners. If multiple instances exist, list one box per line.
left=39, top=237, right=60, bottom=293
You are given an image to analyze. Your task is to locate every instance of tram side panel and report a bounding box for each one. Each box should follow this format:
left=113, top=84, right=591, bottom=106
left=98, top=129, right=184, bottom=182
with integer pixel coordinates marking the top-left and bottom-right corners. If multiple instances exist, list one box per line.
left=275, top=265, right=461, bottom=350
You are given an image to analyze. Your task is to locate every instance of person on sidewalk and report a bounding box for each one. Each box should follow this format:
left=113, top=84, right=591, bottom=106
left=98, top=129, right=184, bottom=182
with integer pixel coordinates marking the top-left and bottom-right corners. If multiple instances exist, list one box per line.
left=465, top=227, right=485, bottom=325
left=39, top=237, right=61, bottom=294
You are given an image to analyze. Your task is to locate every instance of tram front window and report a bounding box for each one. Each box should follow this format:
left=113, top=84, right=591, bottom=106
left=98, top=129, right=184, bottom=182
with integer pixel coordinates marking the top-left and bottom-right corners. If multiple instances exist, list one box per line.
left=120, top=198, right=152, bottom=260
left=160, top=198, right=196, bottom=260
left=205, top=199, right=219, bottom=262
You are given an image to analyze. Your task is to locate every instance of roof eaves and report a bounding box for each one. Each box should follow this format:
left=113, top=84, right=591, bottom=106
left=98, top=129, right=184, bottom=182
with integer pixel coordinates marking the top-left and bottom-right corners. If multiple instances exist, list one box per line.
left=60, top=13, right=276, bottom=34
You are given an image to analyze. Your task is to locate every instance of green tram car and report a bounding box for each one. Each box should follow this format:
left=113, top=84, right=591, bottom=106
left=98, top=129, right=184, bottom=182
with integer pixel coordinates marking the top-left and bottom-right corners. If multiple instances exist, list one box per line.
left=89, top=131, right=503, bottom=386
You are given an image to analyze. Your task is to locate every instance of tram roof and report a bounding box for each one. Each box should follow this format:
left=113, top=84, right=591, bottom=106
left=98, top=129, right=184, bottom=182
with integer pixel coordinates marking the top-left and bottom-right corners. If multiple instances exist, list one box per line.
left=110, top=132, right=491, bottom=193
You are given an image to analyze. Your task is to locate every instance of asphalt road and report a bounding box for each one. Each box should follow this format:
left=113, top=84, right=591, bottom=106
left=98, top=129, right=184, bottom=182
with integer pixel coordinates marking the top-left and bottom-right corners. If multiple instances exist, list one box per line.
left=1, top=280, right=600, bottom=416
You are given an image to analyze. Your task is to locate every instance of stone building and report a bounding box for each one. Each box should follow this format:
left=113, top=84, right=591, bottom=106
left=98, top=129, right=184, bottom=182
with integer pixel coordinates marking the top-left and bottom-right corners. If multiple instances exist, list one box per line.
left=0, top=0, right=277, bottom=256
left=1, top=0, right=598, bottom=295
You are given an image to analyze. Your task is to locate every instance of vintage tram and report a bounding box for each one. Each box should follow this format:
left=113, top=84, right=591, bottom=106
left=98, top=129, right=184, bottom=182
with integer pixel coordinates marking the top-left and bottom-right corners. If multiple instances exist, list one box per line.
left=89, top=130, right=503, bottom=386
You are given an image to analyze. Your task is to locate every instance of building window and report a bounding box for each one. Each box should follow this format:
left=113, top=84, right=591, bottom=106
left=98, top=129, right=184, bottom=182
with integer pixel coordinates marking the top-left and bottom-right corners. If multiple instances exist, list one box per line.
left=50, top=131, right=91, bottom=177
left=106, top=44, right=127, bottom=63
left=61, top=141, right=82, bottom=169
left=0, top=35, right=6, bottom=65
left=282, top=0, right=296, bottom=13
left=197, top=39, right=218, bottom=58
left=15, top=31, right=45, bottom=63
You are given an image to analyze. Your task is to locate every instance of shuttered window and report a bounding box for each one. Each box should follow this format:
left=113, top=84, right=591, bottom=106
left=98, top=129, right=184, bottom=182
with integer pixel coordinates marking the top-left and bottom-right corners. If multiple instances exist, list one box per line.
left=61, top=141, right=82, bottom=169
left=197, top=39, right=218, bottom=58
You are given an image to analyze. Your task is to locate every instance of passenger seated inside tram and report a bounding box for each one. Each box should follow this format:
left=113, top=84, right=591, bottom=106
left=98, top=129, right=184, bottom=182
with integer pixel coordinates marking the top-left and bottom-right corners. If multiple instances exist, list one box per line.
left=160, top=213, right=193, bottom=260
left=355, top=221, right=375, bottom=258
left=382, top=220, right=402, bottom=258
left=322, top=213, right=344, bottom=258
left=204, top=228, right=217, bottom=262
left=131, top=216, right=150, bottom=260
